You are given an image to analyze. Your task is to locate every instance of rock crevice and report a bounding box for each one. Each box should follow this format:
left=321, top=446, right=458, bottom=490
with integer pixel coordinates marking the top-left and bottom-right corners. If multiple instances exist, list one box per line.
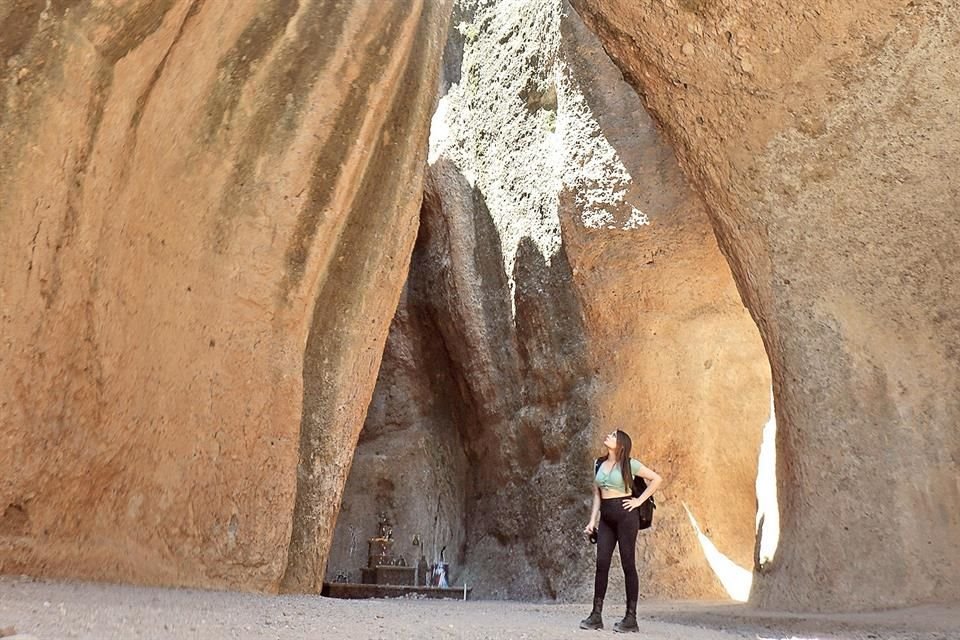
left=329, top=0, right=771, bottom=602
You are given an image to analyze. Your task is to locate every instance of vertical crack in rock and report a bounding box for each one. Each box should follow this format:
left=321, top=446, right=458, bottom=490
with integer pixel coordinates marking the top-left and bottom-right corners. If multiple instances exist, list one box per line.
left=331, top=0, right=771, bottom=602
left=128, top=0, right=207, bottom=143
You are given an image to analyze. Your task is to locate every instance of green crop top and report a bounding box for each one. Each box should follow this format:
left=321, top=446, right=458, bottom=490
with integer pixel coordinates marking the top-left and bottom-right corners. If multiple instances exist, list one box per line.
left=594, top=458, right=642, bottom=492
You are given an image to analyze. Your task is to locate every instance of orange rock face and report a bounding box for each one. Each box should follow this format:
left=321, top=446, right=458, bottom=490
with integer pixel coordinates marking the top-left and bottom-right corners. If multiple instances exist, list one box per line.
left=0, top=1, right=451, bottom=591
left=557, top=9, right=771, bottom=600
left=572, top=0, right=960, bottom=611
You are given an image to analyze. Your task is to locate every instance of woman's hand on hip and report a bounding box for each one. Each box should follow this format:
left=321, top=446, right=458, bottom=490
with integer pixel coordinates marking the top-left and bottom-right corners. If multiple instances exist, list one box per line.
left=622, top=497, right=643, bottom=511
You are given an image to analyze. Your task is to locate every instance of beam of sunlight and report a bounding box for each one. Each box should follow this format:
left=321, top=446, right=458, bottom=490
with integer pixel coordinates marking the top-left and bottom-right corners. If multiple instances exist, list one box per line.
left=426, top=2, right=653, bottom=318
left=426, top=2, right=565, bottom=321
left=554, top=61, right=649, bottom=231
left=755, top=388, right=780, bottom=567
left=683, top=504, right=753, bottom=602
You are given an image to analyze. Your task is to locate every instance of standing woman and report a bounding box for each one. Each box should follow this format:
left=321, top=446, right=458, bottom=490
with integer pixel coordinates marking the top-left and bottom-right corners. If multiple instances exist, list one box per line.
left=581, top=429, right=663, bottom=632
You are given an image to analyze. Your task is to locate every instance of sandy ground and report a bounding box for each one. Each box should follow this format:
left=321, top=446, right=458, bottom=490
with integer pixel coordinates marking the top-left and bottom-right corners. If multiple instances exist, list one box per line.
left=0, top=577, right=956, bottom=640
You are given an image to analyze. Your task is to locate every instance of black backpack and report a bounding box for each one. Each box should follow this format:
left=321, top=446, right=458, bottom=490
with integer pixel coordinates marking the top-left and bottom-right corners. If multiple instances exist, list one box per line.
left=595, top=457, right=656, bottom=530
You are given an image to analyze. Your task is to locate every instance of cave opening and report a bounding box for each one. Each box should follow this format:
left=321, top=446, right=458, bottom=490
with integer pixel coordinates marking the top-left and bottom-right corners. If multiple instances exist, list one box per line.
left=323, top=0, right=777, bottom=603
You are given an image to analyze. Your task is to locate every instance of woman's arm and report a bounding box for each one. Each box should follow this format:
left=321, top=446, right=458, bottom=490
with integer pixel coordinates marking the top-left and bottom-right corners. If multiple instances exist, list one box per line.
left=584, top=483, right=601, bottom=534
left=624, top=462, right=663, bottom=511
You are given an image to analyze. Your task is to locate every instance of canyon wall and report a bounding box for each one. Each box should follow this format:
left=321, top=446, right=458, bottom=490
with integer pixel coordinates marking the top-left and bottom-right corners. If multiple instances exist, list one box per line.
left=0, top=0, right=451, bottom=592
left=4, top=0, right=944, bottom=611
left=572, top=0, right=960, bottom=611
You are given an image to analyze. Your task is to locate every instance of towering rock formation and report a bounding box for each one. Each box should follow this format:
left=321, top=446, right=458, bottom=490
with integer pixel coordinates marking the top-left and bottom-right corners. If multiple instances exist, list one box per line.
left=0, top=0, right=452, bottom=592
left=7, top=0, right=946, bottom=613
left=571, top=0, right=960, bottom=611
left=329, top=0, right=771, bottom=601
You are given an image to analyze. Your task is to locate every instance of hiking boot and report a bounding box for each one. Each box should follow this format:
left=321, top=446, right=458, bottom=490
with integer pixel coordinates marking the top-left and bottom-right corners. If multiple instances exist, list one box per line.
left=579, top=597, right=604, bottom=630
left=613, top=606, right=639, bottom=633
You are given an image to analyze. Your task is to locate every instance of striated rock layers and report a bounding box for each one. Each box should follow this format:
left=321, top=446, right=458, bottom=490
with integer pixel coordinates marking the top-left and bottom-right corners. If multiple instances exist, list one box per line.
left=572, top=0, right=960, bottom=611
left=329, top=0, right=770, bottom=601
left=0, top=1, right=451, bottom=591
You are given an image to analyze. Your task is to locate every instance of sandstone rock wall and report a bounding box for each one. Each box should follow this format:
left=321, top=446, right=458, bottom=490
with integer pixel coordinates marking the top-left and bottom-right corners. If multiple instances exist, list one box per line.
left=556, top=6, right=771, bottom=600
left=331, top=0, right=770, bottom=601
left=572, top=0, right=960, bottom=611
left=0, top=0, right=451, bottom=591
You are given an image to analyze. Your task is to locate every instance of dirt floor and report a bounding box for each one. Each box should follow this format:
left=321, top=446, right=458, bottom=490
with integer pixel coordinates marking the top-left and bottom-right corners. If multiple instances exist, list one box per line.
left=0, top=577, right=956, bottom=640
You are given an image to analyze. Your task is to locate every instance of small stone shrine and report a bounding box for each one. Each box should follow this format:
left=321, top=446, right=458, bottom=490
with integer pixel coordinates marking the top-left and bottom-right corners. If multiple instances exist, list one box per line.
left=321, top=513, right=471, bottom=600
left=360, top=515, right=416, bottom=586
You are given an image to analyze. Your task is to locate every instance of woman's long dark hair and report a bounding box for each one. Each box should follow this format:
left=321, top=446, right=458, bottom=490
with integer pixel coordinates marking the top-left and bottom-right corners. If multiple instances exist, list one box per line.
left=603, top=429, right=633, bottom=493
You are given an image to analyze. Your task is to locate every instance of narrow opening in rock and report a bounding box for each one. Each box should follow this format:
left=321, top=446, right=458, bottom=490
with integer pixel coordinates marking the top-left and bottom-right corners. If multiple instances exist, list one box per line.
left=325, top=0, right=775, bottom=602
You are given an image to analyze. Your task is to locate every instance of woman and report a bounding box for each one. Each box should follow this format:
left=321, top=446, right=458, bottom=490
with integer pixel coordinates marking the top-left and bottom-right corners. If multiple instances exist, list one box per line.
left=581, top=429, right=662, bottom=632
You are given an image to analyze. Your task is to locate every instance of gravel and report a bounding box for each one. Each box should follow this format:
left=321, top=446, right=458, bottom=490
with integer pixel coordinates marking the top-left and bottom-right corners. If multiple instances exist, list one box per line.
left=0, top=577, right=956, bottom=640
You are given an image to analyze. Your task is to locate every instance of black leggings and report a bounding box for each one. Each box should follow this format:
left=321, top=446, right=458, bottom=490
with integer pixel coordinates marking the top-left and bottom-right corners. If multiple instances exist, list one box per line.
left=593, top=497, right=640, bottom=605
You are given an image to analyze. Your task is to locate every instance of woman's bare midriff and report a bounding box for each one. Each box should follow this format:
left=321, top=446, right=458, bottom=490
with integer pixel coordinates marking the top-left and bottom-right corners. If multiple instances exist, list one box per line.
left=600, top=489, right=631, bottom=500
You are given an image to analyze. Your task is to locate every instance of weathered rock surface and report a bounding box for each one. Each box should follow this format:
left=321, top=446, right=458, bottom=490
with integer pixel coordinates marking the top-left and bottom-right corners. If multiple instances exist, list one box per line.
left=556, top=6, right=771, bottom=601
left=572, top=0, right=960, bottom=611
left=0, top=0, right=451, bottom=592
left=331, top=0, right=770, bottom=601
